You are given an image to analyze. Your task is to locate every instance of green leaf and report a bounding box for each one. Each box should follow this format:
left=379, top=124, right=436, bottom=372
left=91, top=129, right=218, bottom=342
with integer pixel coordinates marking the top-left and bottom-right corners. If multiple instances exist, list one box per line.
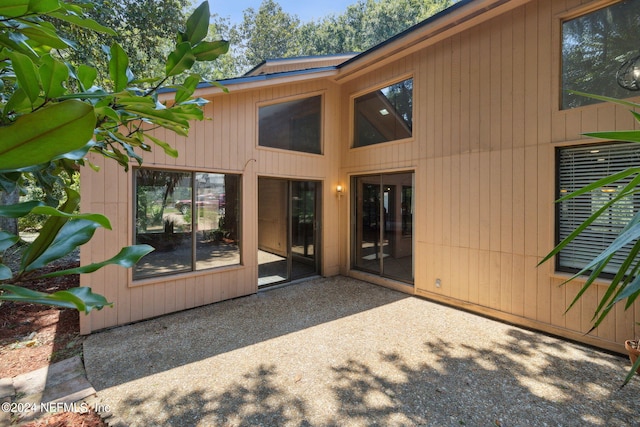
left=0, top=265, right=12, bottom=280
left=8, top=51, right=40, bottom=103
left=19, top=23, right=70, bottom=50
left=39, top=55, right=69, bottom=99
left=0, top=0, right=29, bottom=17
left=24, top=219, right=101, bottom=272
left=192, top=40, right=229, bottom=61
left=166, top=42, right=196, bottom=78
left=3, top=88, right=31, bottom=117
left=77, top=64, right=97, bottom=91
left=0, top=285, right=112, bottom=314
left=623, top=350, right=640, bottom=387
left=124, top=104, right=190, bottom=133
left=0, top=232, right=19, bottom=251
left=109, top=43, right=129, bottom=93
left=20, top=188, right=80, bottom=270
left=0, top=200, right=45, bottom=218
left=207, top=80, right=229, bottom=94
left=95, top=105, right=120, bottom=123
left=568, top=90, right=640, bottom=110
left=29, top=206, right=111, bottom=229
left=47, top=11, right=117, bottom=36
left=184, top=1, right=210, bottom=45
left=41, top=244, right=154, bottom=277
left=54, top=140, right=96, bottom=162
left=27, top=0, right=61, bottom=14
left=583, top=131, right=640, bottom=144
left=112, top=95, right=155, bottom=107
left=0, top=100, right=95, bottom=172
left=555, top=168, right=640, bottom=202
left=174, top=74, right=200, bottom=104
left=541, top=176, right=640, bottom=266
left=145, top=134, right=179, bottom=158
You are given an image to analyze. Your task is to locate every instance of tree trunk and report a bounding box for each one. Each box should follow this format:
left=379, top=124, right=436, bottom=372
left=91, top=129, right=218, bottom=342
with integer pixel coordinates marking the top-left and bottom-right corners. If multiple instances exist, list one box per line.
left=0, top=190, right=19, bottom=235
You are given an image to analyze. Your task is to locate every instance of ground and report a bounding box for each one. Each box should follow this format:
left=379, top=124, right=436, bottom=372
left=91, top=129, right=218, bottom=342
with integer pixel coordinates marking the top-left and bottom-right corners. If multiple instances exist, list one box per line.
left=0, top=246, right=106, bottom=426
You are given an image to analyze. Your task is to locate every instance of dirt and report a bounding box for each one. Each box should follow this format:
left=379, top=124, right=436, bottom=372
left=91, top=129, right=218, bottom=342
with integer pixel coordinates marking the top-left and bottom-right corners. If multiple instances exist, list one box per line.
left=1, top=246, right=107, bottom=426
left=20, top=409, right=105, bottom=427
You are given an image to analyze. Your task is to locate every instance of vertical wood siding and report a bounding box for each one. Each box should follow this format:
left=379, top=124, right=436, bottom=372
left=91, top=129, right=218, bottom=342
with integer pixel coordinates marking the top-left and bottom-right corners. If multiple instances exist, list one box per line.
left=81, top=0, right=638, bottom=353
left=80, top=80, right=342, bottom=333
left=339, top=0, right=639, bottom=352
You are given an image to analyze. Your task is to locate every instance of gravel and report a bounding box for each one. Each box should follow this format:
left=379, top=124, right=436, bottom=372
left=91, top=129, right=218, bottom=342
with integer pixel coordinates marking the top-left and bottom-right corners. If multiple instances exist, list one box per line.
left=83, top=276, right=639, bottom=426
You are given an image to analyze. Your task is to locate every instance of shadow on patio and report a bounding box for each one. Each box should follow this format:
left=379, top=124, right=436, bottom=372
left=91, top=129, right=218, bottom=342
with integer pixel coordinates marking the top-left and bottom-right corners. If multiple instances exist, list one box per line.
left=83, top=276, right=639, bottom=426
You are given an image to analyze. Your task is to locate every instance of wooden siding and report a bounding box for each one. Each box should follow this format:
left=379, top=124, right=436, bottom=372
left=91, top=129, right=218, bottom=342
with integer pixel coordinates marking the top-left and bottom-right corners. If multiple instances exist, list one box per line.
left=338, top=0, right=639, bottom=353
left=80, top=80, right=343, bottom=334
left=80, top=0, right=640, bottom=354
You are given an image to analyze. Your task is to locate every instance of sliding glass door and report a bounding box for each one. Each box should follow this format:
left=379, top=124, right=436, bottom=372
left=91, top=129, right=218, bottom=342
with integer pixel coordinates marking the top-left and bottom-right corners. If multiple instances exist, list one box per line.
left=352, top=172, right=413, bottom=283
left=258, top=178, right=320, bottom=286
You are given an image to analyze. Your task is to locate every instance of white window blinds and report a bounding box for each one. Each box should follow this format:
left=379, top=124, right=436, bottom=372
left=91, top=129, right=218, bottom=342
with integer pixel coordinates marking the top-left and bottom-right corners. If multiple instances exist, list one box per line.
left=557, top=142, right=640, bottom=275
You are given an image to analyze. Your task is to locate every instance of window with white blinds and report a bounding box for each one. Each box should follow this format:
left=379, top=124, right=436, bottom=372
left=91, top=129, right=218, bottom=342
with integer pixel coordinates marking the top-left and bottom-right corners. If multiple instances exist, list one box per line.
left=557, top=142, right=640, bottom=275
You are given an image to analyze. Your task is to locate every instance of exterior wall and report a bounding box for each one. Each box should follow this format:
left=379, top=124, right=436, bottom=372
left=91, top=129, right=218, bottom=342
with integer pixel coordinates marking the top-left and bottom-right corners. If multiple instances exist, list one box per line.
left=80, top=0, right=639, bottom=353
left=338, top=0, right=639, bottom=353
left=80, top=79, right=342, bottom=334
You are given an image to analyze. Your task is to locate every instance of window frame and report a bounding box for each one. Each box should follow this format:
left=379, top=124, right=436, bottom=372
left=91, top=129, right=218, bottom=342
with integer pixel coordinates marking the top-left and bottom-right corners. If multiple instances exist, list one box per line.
left=132, top=167, right=242, bottom=282
left=559, top=0, right=640, bottom=110
left=351, top=75, right=414, bottom=149
left=257, top=93, right=324, bottom=155
left=555, top=141, right=640, bottom=278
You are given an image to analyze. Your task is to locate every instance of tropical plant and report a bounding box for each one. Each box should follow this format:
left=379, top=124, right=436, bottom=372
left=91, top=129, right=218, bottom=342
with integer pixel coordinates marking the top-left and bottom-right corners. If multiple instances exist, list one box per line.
left=540, top=91, right=640, bottom=385
left=0, top=0, right=228, bottom=313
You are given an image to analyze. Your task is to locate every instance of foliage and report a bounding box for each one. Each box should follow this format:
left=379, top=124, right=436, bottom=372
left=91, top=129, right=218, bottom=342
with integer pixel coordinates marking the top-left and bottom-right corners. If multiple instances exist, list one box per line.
left=18, top=172, right=80, bottom=232
left=540, top=91, right=640, bottom=385
left=0, top=0, right=228, bottom=313
left=237, top=0, right=300, bottom=71
left=51, top=0, right=190, bottom=84
left=213, top=0, right=455, bottom=77
left=561, top=0, right=640, bottom=108
left=300, top=0, right=454, bottom=55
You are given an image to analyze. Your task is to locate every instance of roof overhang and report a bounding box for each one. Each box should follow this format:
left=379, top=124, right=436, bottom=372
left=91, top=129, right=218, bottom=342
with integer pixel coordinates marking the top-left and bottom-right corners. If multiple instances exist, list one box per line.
left=334, top=0, right=532, bottom=83
left=159, top=67, right=339, bottom=101
left=245, top=53, right=358, bottom=76
left=166, top=0, right=534, bottom=101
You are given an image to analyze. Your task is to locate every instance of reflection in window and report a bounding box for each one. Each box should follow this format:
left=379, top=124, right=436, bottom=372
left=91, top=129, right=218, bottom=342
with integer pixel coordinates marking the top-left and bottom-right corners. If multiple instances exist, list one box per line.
left=259, top=96, right=322, bottom=154
left=557, top=142, right=640, bottom=276
left=134, top=169, right=240, bottom=280
left=402, top=186, right=413, bottom=236
left=354, top=78, right=413, bottom=147
left=562, top=0, right=640, bottom=109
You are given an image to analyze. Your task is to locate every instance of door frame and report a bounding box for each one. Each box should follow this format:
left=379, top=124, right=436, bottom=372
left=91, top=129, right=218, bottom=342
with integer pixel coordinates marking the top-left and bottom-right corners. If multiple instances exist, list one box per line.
left=257, top=177, right=322, bottom=287
left=350, top=171, right=415, bottom=285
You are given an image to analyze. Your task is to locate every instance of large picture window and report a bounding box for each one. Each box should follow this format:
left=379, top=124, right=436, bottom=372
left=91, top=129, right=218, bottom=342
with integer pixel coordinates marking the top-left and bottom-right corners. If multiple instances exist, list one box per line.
left=134, top=169, right=240, bottom=280
left=259, top=95, right=322, bottom=154
left=556, top=142, right=640, bottom=276
left=561, top=0, right=640, bottom=109
left=353, top=78, right=413, bottom=147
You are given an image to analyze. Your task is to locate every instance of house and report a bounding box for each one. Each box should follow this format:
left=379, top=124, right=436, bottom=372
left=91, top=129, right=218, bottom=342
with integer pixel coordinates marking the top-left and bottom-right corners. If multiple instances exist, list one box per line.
left=80, top=0, right=640, bottom=354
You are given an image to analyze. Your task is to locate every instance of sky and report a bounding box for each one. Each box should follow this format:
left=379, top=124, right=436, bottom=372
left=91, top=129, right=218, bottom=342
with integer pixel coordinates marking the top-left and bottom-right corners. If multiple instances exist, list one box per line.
left=213, top=0, right=356, bottom=24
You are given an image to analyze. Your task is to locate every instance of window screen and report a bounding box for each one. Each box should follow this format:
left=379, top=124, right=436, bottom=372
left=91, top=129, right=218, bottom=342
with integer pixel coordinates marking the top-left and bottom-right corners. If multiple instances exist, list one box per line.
left=557, top=142, right=640, bottom=275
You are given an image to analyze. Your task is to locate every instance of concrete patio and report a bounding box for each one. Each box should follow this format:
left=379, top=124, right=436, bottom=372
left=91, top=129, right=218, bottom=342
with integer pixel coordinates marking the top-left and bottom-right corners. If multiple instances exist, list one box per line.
left=83, top=276, right=639, bottom=426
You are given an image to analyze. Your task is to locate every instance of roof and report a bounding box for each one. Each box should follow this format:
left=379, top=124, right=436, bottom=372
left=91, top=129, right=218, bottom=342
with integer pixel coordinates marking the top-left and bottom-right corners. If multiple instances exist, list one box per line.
left=244, top=54, right=358, bottom=77
left=190, top=0, right=529, bottom=95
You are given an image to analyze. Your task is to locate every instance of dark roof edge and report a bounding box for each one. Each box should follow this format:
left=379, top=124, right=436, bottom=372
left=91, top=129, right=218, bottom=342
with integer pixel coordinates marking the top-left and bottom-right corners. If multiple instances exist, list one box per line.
left=337, top=0, right=476, bottom=70
left=243, top=53, right=360, bottom=77
left=243, top=60, right=267, bottom=77
left=195, top=66, right=339, bottom=89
